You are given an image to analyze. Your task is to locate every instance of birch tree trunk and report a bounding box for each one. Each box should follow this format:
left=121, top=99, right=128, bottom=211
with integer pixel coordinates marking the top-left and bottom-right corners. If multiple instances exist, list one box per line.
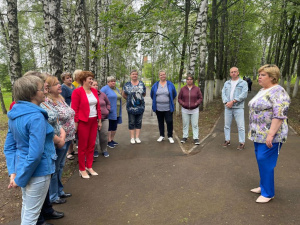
left=187, top=0, right=206, bottom=76
left=83, top=0, right=90, bottom=70
left=70, top=0, right=84, bottom=72
left=48, top=0, right=64, bottom=77
left=6, top=0, right=22, bottom=85
left=0, top=84, right=7, bottom=114
left=43, top=0, right=51, bottom=71
left=176, top=0, right=190, bottom=115
left=198, top=0, right=208, bottom=109
left=215, top=0, right=227, bottom=98
left=205, top=0, right=217, bottom=105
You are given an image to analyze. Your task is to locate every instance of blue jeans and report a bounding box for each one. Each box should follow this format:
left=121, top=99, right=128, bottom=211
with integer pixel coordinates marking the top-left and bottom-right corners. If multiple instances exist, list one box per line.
left=49, top=141, right=71, bottom=202
left=128, top=113, right=143, bottom=130
left=21, top=175, right=51, bottom=225
left=182, top=112, right=199, bottom=139
left=224, top=108, right=245, bottom=143
left=254, top=142, right=282, bottom=198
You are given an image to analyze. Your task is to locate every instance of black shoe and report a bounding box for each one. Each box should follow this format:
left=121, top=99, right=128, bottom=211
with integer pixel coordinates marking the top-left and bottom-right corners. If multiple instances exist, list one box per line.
left=41, top=223, right=53, bottom=225
left=52, top=198, right=66, bottom=204
left=181, top=138, right=187, bottom=143
left=60, top=193, right=72, bottom=198
left=194, top=139, right=200, bottom=145
left=44, top=210, right=64, bottom=220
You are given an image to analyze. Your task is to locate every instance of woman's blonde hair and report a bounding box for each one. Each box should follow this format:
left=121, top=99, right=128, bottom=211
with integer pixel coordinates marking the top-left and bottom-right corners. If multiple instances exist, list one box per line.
left=45, top=75, right=64, bottom=103
left=73, top=69, right=82, bottom=81
left=258, top=64, right=280, bottom=84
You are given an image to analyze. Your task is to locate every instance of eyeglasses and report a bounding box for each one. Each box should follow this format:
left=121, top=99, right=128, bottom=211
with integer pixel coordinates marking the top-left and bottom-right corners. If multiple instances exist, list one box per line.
left=37, top=87, right=44, bottom=92
left=51, top=82, right=61, bottom=86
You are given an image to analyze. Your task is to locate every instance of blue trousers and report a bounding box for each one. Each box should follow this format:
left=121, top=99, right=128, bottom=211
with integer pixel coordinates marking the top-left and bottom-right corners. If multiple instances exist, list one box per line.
left=49, top=141, right=71, bottom=202
left=254, top=142, right=282, bottom=198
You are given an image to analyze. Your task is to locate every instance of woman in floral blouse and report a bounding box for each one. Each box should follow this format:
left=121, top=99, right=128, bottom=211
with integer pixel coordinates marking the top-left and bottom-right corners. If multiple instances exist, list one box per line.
left=122, top=70, right=146, bottom=144
left=45, top=75, right=75, bottom=204
left=248, top=64, right=290, bottom=203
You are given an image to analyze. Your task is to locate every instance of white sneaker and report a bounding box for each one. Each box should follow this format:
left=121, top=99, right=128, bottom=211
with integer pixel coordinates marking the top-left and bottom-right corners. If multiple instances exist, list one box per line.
left=168, top=137, right=174, bottom=144
left=157, top=136, right=165, bottom=142
left=135, top=138, right=141, bottom=144
left=130, top=138, right=135, bottom=144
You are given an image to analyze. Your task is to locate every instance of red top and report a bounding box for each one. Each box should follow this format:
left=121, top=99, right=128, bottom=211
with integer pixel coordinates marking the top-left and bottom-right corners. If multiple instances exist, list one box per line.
left=9, top=101, right=16, bottom=110
left=71, top=87, right=101, bottom=122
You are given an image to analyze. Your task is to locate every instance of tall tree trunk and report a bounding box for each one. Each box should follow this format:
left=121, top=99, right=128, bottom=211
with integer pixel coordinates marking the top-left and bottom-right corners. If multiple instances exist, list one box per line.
left=83, top=0, right=89, bottom=70
left=176, top=0, right=190, bottom=115
left=292, top=46, right=300, bottom=98
left=274, top=1, right=286, bottom=66
left=205, top=0, right=217, bottom=104
left=198, top=0, right=208, bottom=109
left=215, top=0, right=227, bottom=98
left=47, top=0, right=64, bottom=77
left=6, top=0, right=22, bottom=86
left=281, top=13, right=296, bottom=95
left=70, top=0, right=84, bottom=72
left=91, top=0, right=101, bottom=77
left=187, top=0, right=206, bottom=76
left=0, top=84, right=7, bottom=114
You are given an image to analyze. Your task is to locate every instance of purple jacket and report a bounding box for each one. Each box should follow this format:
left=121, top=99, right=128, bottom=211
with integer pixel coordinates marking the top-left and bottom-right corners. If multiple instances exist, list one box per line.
left=178, top=85, right=203, bottom=110
left=98, top=90, right=111, bottom=119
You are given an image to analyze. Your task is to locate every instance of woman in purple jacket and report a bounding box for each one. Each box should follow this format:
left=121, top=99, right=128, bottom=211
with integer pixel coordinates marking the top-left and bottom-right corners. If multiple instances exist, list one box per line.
left=92, top=80, right=111, bottom=157
left=178, top=74, right=203, bottom=145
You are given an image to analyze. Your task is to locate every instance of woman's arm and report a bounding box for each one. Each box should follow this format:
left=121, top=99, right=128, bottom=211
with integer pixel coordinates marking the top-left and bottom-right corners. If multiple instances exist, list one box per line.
left=71, top=89, right=80, bottom=123
left=14, top=115, right=47, bottom=187
left=266, top=119, right=283, bottom=148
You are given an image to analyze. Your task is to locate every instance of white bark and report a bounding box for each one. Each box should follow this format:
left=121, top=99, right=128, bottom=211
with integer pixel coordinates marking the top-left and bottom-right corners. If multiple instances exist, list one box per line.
left=176, top=82, right=181, bottom=115
left=48, top=0, right=64, bottom=77
left=279, top=78, right=284, bottom=87
left=286, top=80, right=291, bottom=95
left=292, top=77, right=299, bottom=97
left=214, top=79, right=222, bottom=97
left=187, top=0, right=206, bottom=75
left=70, top=0, right=84, bottom=72
left=6, top=0, right=22, bottom=84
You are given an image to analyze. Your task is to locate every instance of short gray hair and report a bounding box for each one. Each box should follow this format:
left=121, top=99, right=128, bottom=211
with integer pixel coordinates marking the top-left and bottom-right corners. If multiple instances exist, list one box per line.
left=73, top=69, right=82, bottom=80
left=107, top=76, right=116, bottom=83
left=159, top=70, right=166, bottom=75
left=23, top=71, right=47, bottom=82
left=14, top=76, right=43, bottom=102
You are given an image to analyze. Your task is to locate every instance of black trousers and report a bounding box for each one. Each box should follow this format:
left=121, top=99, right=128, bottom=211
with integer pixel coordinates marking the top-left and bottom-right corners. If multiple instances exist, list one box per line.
left=36, top=190, right=54, bottom=225
left=156, top=110, right=173, bottom=138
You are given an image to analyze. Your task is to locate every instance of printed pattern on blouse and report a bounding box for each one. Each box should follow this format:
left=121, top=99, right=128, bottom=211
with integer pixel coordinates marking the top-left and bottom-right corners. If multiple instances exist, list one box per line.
left=45, top=98, right=76, bottom=142
left=40, top=101, right=61, bottom=136
left=123, top=81, right=146, bottom=115
left=248, top=85, right=290, bottom=143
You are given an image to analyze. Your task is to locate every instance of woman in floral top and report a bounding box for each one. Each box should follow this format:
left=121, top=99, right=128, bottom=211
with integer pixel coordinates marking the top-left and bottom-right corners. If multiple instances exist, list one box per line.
left=122, top=70, right=146, bottom=144
left=45, top=75, right=76, bottom=204
left=248, top=64, right=290, bottom=203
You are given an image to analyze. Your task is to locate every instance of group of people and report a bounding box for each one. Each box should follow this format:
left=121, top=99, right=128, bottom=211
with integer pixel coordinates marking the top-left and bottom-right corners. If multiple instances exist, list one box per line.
left=222, top=65, right=290, bottom=203
left=3, top=64, right=291, bottom=224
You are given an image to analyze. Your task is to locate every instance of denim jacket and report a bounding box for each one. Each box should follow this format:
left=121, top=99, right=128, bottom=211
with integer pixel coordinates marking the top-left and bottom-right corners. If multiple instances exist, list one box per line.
left=4, top=101, right=56, bottom=187
left=221, top=78, right=248, bottom=109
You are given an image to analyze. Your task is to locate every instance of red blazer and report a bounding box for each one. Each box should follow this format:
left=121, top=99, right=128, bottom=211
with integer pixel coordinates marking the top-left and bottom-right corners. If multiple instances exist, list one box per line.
left=71, top=87, right=101, bottom=122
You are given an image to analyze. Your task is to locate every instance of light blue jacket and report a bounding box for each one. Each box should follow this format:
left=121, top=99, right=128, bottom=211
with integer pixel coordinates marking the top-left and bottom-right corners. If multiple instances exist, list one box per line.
left=221, top=78, right=248, bottom=109
left=100, top=85, right=122, bottom=124
left=4, top=101, right=56, bottom=187
left=150, top=80, right=177, bottom=112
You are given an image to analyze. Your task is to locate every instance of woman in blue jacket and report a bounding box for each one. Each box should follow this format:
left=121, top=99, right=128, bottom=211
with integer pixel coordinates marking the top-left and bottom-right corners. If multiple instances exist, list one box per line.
left=150, top=70, right=177, bottom=143
left=101, top=76, right=122, bottom=148
left=4, top=76, right=56, bottom=225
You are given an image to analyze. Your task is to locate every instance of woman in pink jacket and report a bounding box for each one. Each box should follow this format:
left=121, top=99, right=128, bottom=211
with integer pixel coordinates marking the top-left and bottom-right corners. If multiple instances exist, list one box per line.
left=178, top=74, right=203, bottom=145
left=71, top=71, right=101, bottom=179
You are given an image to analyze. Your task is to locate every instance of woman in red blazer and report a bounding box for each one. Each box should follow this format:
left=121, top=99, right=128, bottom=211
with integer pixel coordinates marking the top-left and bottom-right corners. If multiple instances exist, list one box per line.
left=71, top=71, right=101, bottom=179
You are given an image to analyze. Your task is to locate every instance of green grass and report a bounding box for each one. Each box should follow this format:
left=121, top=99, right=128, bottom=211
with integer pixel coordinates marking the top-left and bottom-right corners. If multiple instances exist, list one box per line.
left=0, top=89, right=12, bottom=113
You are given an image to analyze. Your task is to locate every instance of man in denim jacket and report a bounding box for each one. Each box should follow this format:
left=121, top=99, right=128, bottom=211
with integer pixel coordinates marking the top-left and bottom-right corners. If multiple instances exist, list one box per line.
left=221, top=67, right=248, bottom=150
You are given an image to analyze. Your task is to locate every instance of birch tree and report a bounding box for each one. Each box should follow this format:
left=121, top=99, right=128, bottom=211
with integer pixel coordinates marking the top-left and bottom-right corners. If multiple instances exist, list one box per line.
left=6, top=0, right=22, bottom=85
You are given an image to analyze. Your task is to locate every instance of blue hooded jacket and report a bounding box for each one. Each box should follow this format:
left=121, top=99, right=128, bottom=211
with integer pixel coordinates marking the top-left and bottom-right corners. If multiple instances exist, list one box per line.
left=150, top=80, right=177, bottom=112
left=4, top=101, right=56, bottom=187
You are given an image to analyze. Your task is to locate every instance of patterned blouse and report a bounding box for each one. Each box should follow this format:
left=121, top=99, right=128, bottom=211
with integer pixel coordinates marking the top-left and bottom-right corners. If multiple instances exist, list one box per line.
left=40, top=100, right=61, bottom=136
left=248, top=85, right=290, bottom=143
left=45, top=97, right=76, bottom=142
left=123, top=81, right=146, bottom=115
